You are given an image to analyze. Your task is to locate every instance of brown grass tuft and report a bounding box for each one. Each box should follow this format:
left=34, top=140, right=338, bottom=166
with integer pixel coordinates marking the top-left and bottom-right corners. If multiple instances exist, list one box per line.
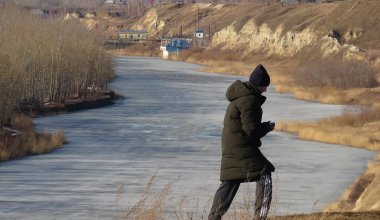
left=117, top=174, right=178, bottom=220
left=12, top=114, right=35, bottom=132
left=0, top=115, right=65, bottom=161
left=30, top=131, right=65, bottom=155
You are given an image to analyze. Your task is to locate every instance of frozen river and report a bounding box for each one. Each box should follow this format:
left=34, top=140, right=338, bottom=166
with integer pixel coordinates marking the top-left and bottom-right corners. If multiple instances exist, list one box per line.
left=0, top=57, right=374, bottom=219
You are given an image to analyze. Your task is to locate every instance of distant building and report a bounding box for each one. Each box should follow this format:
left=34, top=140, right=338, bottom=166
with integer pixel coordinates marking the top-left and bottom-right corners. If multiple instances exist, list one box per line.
left=192, top=28, right=210, bottom=48
left=104, top=0, right=125, bottom=5
left=29, top=8, right=49, bottom=17
left=281, top=0, right=326, bottom=3
left=160, top=38, right=191, bottom=59
left=118, top=30, right=148, bottom=41
left=280, top=0, right=298, bottom=3
left=104, top=0, right=114, bottom=4
left=194, top=30, right=204, bottom=39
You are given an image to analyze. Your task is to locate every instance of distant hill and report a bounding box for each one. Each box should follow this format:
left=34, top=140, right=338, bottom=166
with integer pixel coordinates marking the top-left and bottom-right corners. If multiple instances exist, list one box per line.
left=118, top=0, right=380, bottom=59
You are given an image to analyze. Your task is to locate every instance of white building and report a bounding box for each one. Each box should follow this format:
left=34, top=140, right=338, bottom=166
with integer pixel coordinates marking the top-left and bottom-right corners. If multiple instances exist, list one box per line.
left=104, top=0, right=124, bottom=5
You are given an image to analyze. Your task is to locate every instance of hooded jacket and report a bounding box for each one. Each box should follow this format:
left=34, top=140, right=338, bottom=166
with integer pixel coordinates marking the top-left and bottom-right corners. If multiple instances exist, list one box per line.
left=220, top=80, right=275, bottom=182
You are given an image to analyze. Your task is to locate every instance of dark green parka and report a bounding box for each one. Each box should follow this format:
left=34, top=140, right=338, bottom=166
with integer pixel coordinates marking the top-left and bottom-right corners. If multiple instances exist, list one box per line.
left=220, top=80, right=275, bottom=182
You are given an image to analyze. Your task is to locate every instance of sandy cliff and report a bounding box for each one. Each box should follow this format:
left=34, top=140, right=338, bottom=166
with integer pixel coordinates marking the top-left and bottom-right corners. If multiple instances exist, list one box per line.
left=126, top=1, right=380, bottom=59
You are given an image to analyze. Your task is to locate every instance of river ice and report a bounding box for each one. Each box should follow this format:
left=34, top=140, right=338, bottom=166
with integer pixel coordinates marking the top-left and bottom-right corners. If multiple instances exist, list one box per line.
left=0, top=57, right=374, bottom=219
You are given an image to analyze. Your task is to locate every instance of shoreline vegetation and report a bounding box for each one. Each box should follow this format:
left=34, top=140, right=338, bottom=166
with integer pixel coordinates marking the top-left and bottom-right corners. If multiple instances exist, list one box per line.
left=114, top=174, right=380, bottom=220
left=0, top=115, right=65, bottom=161
left=0, top=4, right=115, bottom=161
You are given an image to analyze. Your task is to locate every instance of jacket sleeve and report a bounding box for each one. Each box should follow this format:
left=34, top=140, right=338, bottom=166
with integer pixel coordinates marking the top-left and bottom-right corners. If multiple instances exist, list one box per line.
left=237, top=98, right=270, bottom=139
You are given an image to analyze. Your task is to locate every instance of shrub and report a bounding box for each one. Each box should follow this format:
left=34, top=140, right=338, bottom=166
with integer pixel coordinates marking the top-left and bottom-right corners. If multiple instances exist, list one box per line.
left=320, top=105, right=380, bottom=127
left=293, top=57, right=378, bottom=89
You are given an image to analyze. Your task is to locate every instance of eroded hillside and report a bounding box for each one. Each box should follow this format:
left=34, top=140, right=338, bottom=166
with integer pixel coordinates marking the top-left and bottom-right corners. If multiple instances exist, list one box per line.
left=121, top=0, right=380, bottom=59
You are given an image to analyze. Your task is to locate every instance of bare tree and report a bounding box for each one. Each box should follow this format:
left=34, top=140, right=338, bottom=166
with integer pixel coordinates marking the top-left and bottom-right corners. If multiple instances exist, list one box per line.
left=0, top=4, right=114, bottom=125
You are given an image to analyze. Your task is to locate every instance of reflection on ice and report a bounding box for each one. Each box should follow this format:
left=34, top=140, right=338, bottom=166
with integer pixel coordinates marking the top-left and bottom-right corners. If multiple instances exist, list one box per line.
left=0, top=57, right=374, bottom=219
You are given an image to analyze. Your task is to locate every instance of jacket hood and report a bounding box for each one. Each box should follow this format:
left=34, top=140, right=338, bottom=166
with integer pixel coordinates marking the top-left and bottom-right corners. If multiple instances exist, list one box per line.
left=226, top=80, right=266, bottom=104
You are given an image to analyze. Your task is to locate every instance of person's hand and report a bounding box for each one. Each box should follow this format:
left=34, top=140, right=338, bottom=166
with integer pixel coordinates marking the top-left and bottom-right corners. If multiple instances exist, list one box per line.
left=269, top=121, right=275, bottom=131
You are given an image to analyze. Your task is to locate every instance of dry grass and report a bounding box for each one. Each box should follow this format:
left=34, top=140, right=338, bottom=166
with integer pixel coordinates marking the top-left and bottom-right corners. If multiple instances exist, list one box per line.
left=272, top=211, right=380, bottom=220
left=270, top=54, right=380, bottom=105
left=329, top=173, right=375, bottom=212
left=109, top=43, right=162, bottom=57
left=277, top=105, right=380, bottom=151
left=115, top=175, right=380, bottom=220
left=326, top=160, right=380, bottom=213
left=12, top=114, right=35, bottom=132
left=117, top=174, right=178, bottom=220
left=293, top=57, right=378, bottom=89
left=0, top=115, right=65, bottom=161
left=321, top=106, right=380, bottom=127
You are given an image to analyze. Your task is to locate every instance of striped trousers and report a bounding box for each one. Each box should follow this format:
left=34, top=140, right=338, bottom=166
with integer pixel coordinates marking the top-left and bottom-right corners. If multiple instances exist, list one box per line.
left=208, top=173, right=272, bottom=220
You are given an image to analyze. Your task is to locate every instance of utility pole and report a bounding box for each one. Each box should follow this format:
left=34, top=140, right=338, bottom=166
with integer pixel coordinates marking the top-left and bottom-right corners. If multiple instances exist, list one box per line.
left=197, top=5, right=199, bottom=30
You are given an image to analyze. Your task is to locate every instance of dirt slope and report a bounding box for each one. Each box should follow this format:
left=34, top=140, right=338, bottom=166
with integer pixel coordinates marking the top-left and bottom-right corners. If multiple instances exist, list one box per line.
left=124, top=0, right=380, bottom=59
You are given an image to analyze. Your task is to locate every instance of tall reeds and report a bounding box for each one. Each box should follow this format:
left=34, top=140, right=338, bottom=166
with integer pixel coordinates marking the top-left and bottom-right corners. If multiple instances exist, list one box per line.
left=0, top=4, right=114, bottom=126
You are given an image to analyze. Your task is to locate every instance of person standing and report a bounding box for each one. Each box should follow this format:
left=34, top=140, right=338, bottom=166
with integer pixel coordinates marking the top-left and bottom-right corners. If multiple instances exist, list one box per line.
left=208, top=64, right=275, bottom=220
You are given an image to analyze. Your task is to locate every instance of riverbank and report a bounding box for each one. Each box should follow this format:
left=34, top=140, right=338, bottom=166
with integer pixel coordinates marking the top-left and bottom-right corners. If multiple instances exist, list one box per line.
left=0, top=115, right=65, bottom=161
left=273, top=211, right=380, bottom=220
left=26, top=89, right=120, bottom=117
left=109, top=46, right=379, bottom=213
left=0, top=89, right=120, bottom=162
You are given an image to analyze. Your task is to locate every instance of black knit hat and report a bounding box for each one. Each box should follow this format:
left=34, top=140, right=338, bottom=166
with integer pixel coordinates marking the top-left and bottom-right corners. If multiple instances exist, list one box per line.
left=249, top=64, right=270, bottom=87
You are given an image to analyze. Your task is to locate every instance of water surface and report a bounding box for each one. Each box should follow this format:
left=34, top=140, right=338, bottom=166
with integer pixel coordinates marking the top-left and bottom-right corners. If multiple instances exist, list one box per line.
left=0, top=57, right=374, bottom=219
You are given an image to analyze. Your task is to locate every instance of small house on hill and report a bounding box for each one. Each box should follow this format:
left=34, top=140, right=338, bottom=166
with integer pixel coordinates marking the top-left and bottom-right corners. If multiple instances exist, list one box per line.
left=192, top=29, right=210, bottom=48
left=29, top=8, right=45, bottom=16
left=118, top=29, right=148, bottom=41
left=194, top=30, right=204, bottom=39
